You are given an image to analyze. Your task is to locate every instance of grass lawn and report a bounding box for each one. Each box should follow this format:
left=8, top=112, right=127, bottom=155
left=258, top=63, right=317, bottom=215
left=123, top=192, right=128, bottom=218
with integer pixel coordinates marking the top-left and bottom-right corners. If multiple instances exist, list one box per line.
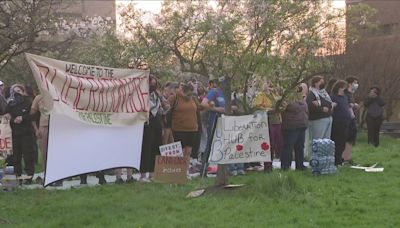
left=1, top=132, right=399, bottom=227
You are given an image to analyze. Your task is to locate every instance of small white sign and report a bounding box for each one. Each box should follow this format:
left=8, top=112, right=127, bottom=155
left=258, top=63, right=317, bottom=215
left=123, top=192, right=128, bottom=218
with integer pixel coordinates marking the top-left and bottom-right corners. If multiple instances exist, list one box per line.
left=159, top=141, right=183, bottom=157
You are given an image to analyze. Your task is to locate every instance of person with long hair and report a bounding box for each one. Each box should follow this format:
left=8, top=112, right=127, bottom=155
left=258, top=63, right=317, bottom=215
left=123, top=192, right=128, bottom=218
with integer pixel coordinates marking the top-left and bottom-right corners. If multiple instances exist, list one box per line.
left=253, top=81, right=283, bottom=172
left=330, top=80, right=352, bottom=166
left=5, top=84, right=35, bottom=184
left=281, top=86, right=309, bottom=170
left=140, top=76, right=169, bottom=182
left=326, top=78, right=338, bottom=96
left=343, top=76, right=360, bottom=164
left=306, top=76, right=334, bottom=142
left=364, top=87, right=385, bottom=147
left=168, top=81, right=200, bottom=159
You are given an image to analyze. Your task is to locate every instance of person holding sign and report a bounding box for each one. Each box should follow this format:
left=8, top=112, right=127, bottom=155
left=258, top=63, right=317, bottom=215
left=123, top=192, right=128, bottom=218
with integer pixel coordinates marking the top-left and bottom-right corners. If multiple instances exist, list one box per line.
left=281, top=86, right=309, bottom=170
left=201, top=79, right=225, bottom=135
left=253, top=81, right=283, bottom=172
left=30, top=94, right=61, bottom=186
left=5, top=85, right=35, bottom=184
left=201, top=79, right=225, bottom=152
left=140, top=76, right=169, bottom=182
left=167, top=82, right=200, bottom=159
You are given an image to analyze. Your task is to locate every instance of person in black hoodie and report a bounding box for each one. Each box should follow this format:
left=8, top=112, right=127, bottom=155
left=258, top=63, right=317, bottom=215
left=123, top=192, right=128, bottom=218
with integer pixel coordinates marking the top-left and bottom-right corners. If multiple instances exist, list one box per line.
left=5, top=84, right=35, bottom=184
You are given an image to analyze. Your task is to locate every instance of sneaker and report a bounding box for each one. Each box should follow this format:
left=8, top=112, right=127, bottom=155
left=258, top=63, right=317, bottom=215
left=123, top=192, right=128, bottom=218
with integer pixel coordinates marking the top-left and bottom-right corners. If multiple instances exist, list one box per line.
left=230, top=170, right=238, bottom=176
left=343, top=160, right=357, bottom=166
left=139, top=178, right=151, bottom=183
left=237, top=170, right=246, bottom=175
left=246, top=167, right=255, bottom=171
left=115, top=178, right=125, bottom=184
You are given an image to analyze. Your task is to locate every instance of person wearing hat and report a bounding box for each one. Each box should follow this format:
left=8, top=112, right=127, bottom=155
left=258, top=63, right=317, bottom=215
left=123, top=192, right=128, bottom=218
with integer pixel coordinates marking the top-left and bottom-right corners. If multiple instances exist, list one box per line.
left=5, top=84, right=35, bottom=184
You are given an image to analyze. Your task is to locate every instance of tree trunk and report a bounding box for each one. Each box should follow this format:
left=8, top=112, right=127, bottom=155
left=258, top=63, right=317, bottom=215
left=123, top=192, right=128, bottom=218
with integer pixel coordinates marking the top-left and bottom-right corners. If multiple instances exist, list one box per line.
left=214, top=76, right=232, bottom=187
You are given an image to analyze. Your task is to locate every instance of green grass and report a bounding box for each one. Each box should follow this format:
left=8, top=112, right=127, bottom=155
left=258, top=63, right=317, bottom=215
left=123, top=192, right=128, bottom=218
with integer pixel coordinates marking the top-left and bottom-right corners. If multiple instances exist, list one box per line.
left=1, top=132, right=400, bottom=227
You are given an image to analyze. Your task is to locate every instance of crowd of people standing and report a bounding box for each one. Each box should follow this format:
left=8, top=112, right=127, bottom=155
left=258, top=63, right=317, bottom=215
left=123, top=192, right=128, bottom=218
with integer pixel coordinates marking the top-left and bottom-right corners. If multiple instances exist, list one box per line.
left=0, top=73, right=387, bottom=185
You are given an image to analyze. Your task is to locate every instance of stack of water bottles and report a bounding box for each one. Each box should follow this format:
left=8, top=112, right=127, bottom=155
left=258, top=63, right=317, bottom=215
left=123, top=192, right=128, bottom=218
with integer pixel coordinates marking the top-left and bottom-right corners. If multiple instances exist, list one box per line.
left=310, top=139, right=337, bottom=175
left=1, top=166, right=18, bottom=191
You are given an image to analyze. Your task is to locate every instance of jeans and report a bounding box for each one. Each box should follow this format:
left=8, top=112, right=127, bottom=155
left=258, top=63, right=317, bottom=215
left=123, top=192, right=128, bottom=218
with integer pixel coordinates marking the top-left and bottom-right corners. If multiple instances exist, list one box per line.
left=229, top=163, right=244, bottom=172
left=281, top=127, right=306, bottom=169
left=309, top=117, right=332, bottom=155
left=309, top=116, right=332, bottom=140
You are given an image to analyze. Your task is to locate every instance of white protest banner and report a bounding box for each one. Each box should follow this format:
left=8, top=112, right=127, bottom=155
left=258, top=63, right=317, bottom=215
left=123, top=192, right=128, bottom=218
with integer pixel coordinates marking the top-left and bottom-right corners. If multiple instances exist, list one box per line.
left=45, top=113, right=144, bottom=186
left=209, top=113, right=271, bottom=164
left=25, top=53, right=149, bottom=127
left=25, top=53, right=149, bottom=186
left=159, top=142, right=183, bottom=157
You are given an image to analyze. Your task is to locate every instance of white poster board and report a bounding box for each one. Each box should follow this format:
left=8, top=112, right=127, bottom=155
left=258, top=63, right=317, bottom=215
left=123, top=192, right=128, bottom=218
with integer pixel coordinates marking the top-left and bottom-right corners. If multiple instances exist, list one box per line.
left=25, top=53, right=149, bottom=186
left=159, top=142, right=183, bottom=157
left=45, top=113, right=144, bottom=185
left=209, top=113, right=271, bottom=164
left=25, top=53, right=149, bottom=127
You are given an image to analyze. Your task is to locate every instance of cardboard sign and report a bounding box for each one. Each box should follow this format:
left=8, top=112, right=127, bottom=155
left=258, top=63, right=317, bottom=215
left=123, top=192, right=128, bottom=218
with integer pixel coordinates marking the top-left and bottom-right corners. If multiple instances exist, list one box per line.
left=209, top=113, right=271, bottom=164
left=159, top=141, right=183, bottom=157
left=153, top=155, right=189, bottom=184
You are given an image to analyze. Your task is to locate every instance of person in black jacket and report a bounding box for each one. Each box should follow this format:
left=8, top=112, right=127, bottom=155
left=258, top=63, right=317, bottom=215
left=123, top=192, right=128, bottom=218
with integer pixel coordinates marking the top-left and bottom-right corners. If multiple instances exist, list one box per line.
left=306, top=76, right=334, bottom=151
left=5, top=84, right=35, bottom=184
left=364, top=87, right=385, bottom=147
left=281, top=86, right=309, bottom=170
left=330, top=80, right=352, bottom=166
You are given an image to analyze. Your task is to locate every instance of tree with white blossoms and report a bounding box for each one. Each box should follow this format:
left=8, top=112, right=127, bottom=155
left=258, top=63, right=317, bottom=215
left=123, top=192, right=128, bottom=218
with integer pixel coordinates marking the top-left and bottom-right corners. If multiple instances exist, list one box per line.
left=0, top=0, right=113, bottom=83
